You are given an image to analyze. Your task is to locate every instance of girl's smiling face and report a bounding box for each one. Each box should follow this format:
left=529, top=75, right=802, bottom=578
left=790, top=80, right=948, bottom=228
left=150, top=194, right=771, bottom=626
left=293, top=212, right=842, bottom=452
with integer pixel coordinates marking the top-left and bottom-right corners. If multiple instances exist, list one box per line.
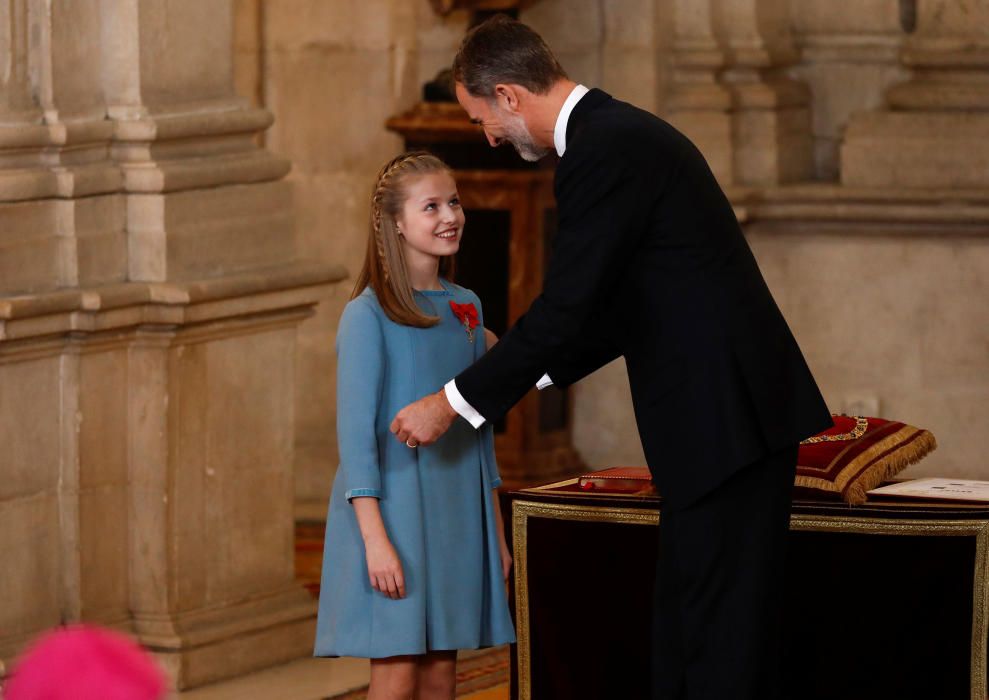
left=396, top=172, right=465, bottom=264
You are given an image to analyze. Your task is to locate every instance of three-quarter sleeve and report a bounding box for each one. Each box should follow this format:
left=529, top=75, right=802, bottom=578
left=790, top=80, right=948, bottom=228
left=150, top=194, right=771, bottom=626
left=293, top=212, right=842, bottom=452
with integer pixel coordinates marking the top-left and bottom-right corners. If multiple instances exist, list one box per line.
left=472, top=294, right=503, bottom=488
left=335, top=298, right=386, bottom=501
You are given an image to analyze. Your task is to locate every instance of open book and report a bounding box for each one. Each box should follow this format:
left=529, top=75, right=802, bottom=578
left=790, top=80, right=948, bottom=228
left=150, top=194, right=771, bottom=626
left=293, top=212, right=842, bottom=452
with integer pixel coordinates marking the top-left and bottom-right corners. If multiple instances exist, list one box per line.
left=867, top=478, right=989, bottom=503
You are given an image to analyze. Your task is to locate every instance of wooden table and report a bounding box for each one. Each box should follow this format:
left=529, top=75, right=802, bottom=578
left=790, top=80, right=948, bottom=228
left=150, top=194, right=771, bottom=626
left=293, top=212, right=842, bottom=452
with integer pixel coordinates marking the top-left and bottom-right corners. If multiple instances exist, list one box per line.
left=508, top=477, right=989, bottom=700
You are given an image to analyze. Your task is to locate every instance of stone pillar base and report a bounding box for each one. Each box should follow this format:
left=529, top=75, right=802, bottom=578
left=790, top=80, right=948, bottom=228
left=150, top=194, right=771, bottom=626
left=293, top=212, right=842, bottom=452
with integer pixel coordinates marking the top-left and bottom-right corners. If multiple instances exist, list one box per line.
left=727, top=77, right=815, bottom=185
left=734, top=105, right=815, bottom=185
left=140, top=586, right=317, bottom=690
left=842, top=111, right=989, bottom=188
left=669, top=109, right=734, bottom=185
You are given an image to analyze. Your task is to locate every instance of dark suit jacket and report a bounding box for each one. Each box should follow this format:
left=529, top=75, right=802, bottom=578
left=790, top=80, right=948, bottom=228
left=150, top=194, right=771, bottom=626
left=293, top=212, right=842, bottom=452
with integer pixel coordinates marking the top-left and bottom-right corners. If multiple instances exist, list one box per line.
left=456, top=88, right=832, bottom=506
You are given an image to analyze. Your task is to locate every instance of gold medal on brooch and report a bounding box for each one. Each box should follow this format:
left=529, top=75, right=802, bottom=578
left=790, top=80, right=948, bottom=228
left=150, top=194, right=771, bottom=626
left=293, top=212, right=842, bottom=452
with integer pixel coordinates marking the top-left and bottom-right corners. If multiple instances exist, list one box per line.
left=449, top=301, right=479, bottom=343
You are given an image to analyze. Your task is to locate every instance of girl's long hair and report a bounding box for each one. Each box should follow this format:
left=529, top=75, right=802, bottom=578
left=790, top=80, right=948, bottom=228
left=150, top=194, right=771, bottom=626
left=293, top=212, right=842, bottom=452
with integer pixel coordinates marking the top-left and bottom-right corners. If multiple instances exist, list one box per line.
left=352, top=152, right=456, bottom=327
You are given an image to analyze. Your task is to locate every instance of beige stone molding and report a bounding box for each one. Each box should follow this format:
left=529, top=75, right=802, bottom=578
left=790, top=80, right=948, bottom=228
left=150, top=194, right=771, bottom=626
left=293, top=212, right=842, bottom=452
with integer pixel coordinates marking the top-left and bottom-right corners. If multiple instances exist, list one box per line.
left=111, top=104, right=290, bottom=194
left=0, top=118, right=120, bottom=202
left=841, top=0, right=989, bottom=188
left=887, top=60, right=989, bottom=112
left=131, top=585, right=318, bottom=688
left=666, top=0, right=734, bottom=183
left=731, top=184, right=989, bottom=229
left=0, top=107, right=287, bottom=202
left=0, top=262, right=346, bottom=345
left=790, top=23, right=909, bottom=180
left=666, top=0, right=814, bottom=186
left=113, top=103, right=273, bottom=142
left=890, top=21, right=989, bottom=112
left=717, top=0, right=813, bottom=185
left=0, top=121, right=111, bottom=151
left=798, top=34, right=903, bottom=64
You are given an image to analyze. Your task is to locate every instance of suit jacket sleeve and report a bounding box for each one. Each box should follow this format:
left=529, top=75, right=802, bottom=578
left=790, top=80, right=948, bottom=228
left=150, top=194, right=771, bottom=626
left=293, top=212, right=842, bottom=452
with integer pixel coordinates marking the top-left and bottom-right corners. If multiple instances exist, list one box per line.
left=543, top=302, right=623, bottom=388
left=456, top=130, right=663, bottom=421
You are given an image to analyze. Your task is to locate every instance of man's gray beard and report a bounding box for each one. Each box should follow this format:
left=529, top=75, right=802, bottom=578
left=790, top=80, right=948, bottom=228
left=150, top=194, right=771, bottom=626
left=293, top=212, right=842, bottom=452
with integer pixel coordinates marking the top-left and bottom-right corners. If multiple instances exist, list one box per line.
left=502, top=115, right=549, bottom=162
left=510, top=138, right=550, bottom=162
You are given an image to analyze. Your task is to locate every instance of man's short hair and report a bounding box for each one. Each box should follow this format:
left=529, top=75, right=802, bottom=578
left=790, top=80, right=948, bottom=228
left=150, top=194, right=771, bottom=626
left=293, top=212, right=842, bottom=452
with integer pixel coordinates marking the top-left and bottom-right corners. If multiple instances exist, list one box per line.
left=452, top=15, right=567, bottom=98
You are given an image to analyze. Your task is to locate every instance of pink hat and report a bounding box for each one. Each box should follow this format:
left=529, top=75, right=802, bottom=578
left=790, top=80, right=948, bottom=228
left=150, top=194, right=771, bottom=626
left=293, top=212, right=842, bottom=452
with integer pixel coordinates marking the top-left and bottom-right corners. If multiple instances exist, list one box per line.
left=3, top=624, right=168, bottom=700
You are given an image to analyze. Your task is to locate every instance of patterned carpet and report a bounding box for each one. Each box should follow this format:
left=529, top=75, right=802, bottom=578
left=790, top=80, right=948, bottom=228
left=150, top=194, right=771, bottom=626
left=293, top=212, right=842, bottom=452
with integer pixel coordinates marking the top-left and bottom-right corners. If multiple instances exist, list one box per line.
left=295, top=519, right=327, bottom=597
left=324, top=647, right=509, bottom=699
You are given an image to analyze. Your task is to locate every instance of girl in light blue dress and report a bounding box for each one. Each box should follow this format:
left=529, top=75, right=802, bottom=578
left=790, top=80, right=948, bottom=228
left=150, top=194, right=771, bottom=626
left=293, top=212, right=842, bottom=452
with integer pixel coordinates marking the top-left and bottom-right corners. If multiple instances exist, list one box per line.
left=314, top=152, right=515, bottom=699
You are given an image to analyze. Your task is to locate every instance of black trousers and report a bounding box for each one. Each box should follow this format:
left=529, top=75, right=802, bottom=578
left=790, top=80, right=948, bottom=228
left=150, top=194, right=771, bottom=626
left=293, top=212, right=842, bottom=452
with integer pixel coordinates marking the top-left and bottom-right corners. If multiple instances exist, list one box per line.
left=652, top=445, right=798, bottom=700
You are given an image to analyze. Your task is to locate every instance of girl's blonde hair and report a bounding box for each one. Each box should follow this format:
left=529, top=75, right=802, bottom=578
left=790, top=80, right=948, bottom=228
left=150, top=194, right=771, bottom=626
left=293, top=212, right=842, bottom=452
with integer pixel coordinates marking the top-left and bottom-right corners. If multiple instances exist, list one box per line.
left=352, top=152, right=457, bottom=327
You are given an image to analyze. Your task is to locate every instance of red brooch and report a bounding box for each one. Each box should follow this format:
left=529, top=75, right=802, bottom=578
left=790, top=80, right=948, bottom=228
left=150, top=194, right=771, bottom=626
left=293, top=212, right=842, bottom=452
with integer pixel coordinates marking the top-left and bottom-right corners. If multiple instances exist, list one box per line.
left=449, top=301, right=479, bottom=343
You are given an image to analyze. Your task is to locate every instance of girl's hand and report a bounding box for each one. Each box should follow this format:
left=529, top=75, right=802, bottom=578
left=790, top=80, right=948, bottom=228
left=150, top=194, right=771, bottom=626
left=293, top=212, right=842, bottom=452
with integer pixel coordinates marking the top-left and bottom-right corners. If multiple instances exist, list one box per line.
left=498, top=534, right=513, bottom=582
left=364, top=536, right=406, bottom=599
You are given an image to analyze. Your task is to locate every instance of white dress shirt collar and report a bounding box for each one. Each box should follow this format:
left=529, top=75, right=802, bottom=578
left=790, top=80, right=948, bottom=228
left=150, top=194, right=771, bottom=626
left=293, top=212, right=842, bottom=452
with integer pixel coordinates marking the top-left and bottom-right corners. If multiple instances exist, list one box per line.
left=553, top=84, right=590, bottom=157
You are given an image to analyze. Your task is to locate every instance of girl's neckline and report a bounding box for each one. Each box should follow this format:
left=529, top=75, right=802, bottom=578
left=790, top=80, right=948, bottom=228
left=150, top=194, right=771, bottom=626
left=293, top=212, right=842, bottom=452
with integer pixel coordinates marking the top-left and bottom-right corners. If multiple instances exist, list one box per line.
left=414, top=278, right=453, bottom=296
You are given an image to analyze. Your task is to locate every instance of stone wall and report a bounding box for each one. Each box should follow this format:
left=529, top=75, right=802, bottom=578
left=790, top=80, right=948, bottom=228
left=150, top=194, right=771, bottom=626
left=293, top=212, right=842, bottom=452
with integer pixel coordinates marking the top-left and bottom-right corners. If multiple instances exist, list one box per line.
left=746, top=202, right=989, bottom=478
left=0, top=0, right=344, bottom=689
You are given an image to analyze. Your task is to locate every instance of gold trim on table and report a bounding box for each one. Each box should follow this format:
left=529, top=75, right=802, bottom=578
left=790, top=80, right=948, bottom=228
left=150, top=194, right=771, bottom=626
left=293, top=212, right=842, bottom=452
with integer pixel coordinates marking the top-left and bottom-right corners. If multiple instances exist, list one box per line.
left=511, top=497, right=989, bottom=700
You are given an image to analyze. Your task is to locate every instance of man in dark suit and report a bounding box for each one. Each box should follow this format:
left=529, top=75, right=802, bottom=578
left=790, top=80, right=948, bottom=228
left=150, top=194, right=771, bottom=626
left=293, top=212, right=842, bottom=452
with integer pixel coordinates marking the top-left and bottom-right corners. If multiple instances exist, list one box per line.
left=390, top=15, right=832, bottom=699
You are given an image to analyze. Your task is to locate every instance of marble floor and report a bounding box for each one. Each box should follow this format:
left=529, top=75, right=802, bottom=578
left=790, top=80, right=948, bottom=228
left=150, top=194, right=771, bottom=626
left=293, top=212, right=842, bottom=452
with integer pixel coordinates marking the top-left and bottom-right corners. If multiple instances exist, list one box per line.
left=175, top=656, right=370, bottom=700
left=174, top=648, right=505, bottom=700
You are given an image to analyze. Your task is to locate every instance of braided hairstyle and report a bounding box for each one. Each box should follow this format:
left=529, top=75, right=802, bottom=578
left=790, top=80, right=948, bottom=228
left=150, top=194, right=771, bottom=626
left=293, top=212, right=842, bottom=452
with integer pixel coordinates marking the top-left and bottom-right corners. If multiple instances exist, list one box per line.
left=352, top=152, right=457, bottom=327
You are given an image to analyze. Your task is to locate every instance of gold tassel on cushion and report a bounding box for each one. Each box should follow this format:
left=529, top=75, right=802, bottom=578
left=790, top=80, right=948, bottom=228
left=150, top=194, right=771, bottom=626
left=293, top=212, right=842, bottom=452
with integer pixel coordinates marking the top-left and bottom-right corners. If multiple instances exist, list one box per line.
left=841, top=429, right=938, bottom=505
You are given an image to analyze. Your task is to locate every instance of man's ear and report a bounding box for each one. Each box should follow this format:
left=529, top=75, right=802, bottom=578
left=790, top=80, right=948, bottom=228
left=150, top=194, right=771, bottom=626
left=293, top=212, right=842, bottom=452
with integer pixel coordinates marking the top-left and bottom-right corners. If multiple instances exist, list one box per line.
left=494, top=84, right=523, bottom=114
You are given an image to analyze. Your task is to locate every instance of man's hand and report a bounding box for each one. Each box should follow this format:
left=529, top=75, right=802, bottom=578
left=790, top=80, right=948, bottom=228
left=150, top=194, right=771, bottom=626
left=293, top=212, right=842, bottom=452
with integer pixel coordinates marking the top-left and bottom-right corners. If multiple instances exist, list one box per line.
left=390, top=389, right=459, bottom=447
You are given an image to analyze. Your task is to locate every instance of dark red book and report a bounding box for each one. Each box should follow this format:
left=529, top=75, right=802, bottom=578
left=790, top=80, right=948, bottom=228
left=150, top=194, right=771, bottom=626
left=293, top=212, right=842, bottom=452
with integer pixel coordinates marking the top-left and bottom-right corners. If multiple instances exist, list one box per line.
left=577, top=467, right=653, bottom=493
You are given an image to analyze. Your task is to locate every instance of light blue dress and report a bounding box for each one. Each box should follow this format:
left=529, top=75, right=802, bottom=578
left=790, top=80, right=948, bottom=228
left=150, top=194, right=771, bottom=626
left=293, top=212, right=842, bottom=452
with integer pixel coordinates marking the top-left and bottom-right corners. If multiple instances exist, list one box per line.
left=314, top=279, right=516, bottom=658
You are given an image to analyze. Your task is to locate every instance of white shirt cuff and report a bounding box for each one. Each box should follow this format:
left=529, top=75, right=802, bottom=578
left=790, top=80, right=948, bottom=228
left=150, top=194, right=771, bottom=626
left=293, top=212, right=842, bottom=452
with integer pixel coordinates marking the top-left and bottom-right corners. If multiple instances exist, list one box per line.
left=536, top=373, right=554, bottom=390
left=444, top=380, right=486, bottom=429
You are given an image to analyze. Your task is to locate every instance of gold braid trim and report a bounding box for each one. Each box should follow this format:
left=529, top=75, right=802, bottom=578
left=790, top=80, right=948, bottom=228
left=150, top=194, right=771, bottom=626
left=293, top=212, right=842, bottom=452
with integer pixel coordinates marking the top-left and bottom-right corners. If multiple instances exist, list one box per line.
left=800, top=415, right=869, bottom=444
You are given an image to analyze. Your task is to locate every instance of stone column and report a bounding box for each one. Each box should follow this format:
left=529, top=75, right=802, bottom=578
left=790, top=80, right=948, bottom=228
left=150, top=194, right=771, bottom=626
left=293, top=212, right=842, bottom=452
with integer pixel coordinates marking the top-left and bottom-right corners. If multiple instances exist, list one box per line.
left=842, top=0, right=989, bottom=187
left=0, top=0, right=122, bottom=295
left=789, top=0, right=909, bottom=179
left=665, top=0, right=735, bottom=185
left=0, top=0, right=344, bottom=689
left=1, top=0, right=127, bottom=657
left=715, top=0, right=815, bottom=184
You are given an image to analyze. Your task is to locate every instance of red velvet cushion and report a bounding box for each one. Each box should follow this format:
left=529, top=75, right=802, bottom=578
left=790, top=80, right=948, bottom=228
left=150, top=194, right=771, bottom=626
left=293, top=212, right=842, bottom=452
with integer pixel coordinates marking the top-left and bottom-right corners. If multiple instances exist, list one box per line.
left=796, top=415, right=937, bottom=505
